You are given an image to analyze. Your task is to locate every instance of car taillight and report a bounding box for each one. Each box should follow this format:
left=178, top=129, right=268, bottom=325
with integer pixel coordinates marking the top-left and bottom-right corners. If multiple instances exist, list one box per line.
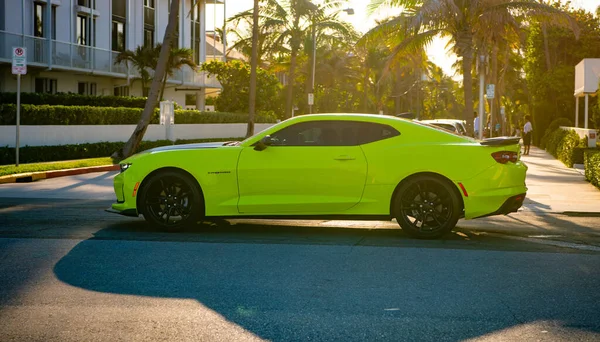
left=492, top=151, right=518, bottom=164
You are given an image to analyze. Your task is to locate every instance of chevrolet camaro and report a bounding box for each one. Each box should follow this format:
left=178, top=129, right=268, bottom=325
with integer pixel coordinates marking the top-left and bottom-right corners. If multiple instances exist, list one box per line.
left=108, top=114, right=527, bottom=239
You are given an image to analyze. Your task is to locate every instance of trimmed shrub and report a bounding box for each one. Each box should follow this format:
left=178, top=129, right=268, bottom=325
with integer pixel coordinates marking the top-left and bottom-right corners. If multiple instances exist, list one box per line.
left=544, top=128, right=583, bottom=167
left=0, top=104, right=155, bottom=125
left=0, top=105, right=277, bottom=125
left=0, top=92, right=148, bottom=108
left=584, top=149, right=600, bottom=189
left=540, top=117, right=573, bottom=149
left=0, top=138, right=243, bottom=165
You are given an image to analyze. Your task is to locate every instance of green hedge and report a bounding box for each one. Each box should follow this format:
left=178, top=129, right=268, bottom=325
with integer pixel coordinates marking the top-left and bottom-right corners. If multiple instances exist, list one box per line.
left=584, top=150, right=600, bottom=189
left=0, top=138, right=243, bottom=165
left=0, top=92, right=148, bottom=108
left=0, top=104, right=278, bottom=125
left=545, top=128, right=582, bottom=167
left=540, top=117, right=573, bottom=149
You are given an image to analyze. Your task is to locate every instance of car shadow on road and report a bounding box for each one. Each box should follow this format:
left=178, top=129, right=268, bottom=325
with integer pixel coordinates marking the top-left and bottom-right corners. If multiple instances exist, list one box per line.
left=51, top=221, right=600, bottom=341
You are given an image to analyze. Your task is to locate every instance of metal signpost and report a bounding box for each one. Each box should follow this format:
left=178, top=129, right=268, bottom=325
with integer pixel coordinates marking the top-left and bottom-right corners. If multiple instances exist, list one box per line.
left=12, top=47, right=27, bottom=166
left=486, top=84, right=495, bottom=137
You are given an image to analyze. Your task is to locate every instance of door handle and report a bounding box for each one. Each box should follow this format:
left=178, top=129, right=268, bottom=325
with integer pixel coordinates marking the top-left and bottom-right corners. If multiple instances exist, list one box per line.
left=334, top=155, right=355, bottom=161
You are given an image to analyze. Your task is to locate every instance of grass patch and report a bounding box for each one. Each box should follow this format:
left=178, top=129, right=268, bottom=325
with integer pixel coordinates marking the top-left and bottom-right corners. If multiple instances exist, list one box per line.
left=0, top=157, right=113, bottom=177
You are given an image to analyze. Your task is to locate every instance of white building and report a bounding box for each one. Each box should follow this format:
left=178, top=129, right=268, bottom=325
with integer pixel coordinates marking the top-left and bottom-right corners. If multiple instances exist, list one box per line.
left=0, top=0, right=224, bottom=109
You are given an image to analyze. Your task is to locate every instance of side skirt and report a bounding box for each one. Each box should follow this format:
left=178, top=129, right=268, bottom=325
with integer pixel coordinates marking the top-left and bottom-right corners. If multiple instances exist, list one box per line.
left=205, top=214, right=393, bottom=221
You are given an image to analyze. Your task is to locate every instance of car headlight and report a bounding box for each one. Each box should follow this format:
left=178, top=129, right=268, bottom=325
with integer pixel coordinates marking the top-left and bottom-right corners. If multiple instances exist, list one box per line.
left=120, top=163, right=132, bottom=173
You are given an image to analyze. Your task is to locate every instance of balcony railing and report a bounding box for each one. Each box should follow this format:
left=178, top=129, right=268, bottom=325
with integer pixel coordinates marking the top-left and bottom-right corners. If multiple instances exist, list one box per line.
left=0, top=30, right=221, bottom=89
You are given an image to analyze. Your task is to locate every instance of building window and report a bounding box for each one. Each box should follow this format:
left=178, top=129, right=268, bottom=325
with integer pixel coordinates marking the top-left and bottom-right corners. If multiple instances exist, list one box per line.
left=34, top=3, right=44, bottom=37
left=114, top=86, right=130, bottom=97
left=144, top=0, right=155, bottom=48
left=185, top=93, right=197, bottom=106
left=112, top=21, right=125, bottom=51
left=191, top=4, right=201, bottom=64
left=77, top=0, right=95, bottom=8
left=35, top=3, right=57, bottom=39
left=35, top=78, right=57, bottom=94
left=77, top=15, right=90, bottom=45
left=112, top=0, right=127, bottom=51
left=78, top=82, right=97, bottom=95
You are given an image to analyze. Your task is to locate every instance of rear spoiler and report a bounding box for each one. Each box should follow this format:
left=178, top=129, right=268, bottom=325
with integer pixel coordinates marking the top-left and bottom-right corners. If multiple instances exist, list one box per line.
left=479, top=137, right=521, bottom=146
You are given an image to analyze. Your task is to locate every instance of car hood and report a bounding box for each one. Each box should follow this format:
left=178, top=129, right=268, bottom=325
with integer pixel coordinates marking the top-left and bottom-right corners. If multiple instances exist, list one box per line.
left=146, top=142, right=232, bottom=153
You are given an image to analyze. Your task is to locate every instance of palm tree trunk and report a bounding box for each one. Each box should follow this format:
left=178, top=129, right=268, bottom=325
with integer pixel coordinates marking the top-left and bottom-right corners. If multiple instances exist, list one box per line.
left=113, top=0, right=179, bottom=160
left=363, top=59, right=369, bottom=112
left=247, top=0, right=260, bottom=137
left=462, top=50, right=474, bottom=135
left=285, top=47, right=298, bottom=118
left=490, top=43, right=499, bottom=137
left=541, top=24, right=552, bottom=71
left=159, top=74, right=168, bottom=102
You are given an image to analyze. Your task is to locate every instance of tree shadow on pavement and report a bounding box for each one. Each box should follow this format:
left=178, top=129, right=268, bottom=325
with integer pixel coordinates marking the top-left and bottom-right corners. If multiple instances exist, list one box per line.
left=49, top=220, right=600, bottom=341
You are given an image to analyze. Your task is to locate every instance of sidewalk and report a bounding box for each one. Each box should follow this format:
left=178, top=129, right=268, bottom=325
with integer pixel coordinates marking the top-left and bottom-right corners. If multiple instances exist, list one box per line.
left=520, top=146, right=600, bottom=214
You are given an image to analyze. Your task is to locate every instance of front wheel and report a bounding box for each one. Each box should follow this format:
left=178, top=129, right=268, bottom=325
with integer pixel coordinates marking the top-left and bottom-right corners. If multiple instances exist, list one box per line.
left=138, top=171, right=203, bottom=231
left=393, top=176, right=462, bottom=239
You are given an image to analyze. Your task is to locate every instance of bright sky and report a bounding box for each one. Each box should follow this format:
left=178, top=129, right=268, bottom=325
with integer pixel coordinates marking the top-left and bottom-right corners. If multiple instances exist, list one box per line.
left=209, top=0, right=600, bottom=78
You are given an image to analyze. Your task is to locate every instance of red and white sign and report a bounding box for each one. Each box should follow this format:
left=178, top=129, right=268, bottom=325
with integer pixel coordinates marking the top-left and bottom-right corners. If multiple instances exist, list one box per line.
left=12, top=47, right=27, bottom=75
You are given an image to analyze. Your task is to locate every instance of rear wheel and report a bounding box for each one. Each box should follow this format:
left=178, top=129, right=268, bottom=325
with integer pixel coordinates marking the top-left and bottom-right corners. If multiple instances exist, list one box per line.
left=138, top=171, right=203, bottom=231
left=393, top=175, right=461, bottom=239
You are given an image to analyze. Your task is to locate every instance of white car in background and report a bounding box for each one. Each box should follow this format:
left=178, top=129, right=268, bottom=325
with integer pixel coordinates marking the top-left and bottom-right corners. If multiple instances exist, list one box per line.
left=419, top=119, right=468, bottom=136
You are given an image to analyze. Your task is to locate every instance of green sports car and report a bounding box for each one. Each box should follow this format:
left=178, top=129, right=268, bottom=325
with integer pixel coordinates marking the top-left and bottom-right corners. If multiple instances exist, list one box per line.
left=109, top=114, right=527, bottom=239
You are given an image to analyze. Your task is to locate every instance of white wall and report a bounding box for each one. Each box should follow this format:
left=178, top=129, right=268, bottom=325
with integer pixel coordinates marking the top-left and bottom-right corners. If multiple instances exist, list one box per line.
left=561, top=126, right=598, bottom=148
left=0, top=124, right=275, bottom=147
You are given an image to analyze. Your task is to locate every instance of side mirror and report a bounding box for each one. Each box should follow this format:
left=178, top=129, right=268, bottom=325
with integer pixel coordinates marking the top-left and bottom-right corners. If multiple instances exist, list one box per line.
left=254, top=135, right=273, bottom=151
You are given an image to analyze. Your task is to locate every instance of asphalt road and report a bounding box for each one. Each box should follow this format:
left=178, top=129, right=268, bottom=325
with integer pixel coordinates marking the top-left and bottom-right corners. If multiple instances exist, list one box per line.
left=1, top=195, right=600, bottom=341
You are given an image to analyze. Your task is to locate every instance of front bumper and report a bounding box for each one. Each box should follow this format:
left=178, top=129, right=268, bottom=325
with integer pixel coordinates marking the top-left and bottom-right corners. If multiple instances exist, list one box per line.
left=105, top=206, right=139, bottom=217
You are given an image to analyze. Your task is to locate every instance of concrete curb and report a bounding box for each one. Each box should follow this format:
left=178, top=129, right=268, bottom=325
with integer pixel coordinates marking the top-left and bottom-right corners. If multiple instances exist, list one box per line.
left=0, top=164, right=119, bottom=184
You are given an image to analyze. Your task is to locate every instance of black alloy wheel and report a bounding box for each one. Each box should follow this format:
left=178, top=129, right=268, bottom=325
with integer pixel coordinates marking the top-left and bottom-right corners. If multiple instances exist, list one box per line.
left=139, top=171, right=202, bottom=231
left=394, top=175, right=461, bottom=239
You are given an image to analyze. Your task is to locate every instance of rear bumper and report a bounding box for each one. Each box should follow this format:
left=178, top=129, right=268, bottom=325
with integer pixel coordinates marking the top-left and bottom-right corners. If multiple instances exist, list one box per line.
left=472, top=193, right=526, bottom=219
left=461, top=161, right=528, bottom=219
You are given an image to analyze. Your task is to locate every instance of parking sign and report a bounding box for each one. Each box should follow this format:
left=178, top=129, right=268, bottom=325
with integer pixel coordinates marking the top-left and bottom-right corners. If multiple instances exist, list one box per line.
left=12, top=47, right=27, bottom=75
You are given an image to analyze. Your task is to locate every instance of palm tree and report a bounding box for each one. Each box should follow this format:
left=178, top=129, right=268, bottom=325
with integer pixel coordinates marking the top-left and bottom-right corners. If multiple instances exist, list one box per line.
left=151, top=44, right=197, bottom=101
left=366, top=0, right=577, bottom=134
left=247, top=0, right=260, bottom=137
left=114, top=45, right=156, bottom=96
left=112, top=0, right=180, bottom=160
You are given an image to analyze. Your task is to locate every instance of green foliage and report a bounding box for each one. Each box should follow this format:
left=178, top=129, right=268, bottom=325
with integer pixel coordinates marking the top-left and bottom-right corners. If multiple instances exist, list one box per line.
left=201, top=60, right=283, bottom=116
left=525, top=2, right=600, bottom=143
left=174, top=110, right=278, bottom=124
left=584, top=149, right=600, bottom=189
left=545, top=128, right=585, bottom=167
left=540, top=117, right=573, bottom=148
left=0, top=138, right=243, bottom=165
left=0, top=105, right=277, bottom=125
left=0, top=92, right=147, bottom=108
left=0, top=158, right=113, bottom=177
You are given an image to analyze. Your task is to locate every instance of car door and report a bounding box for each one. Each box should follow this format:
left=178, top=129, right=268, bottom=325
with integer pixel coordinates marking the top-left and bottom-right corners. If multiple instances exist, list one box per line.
left=236, top=120, right=368, bottom=214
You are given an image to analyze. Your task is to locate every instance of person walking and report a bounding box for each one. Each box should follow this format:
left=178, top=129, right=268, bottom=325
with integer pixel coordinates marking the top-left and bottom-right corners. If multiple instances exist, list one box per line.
left=523, top=115, right=533, bottom=155
left=473, top=111, right=480, bottom=138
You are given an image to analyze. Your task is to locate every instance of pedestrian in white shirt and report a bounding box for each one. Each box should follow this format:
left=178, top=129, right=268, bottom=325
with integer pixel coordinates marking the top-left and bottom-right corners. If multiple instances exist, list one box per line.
left=523, top=115, right=533, bottom=155
left=473, top=111, right=479, bottom=138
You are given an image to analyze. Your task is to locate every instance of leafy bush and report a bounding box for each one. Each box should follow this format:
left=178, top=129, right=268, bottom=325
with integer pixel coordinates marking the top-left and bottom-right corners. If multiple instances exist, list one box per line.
left=544, top=128, right=583, bottom=167
left=0, top=105, right=277, bottom=125
left=540, top=117, right=573, bottom=149
left=0, top=104, right=155, bottom=125
left=174, top=110, right=277, bottom=124
left=0, top=92, right=147, bottom=108
left=584, top=150, right=600, bottom=189
left=0, top=138, right=243, bottom=165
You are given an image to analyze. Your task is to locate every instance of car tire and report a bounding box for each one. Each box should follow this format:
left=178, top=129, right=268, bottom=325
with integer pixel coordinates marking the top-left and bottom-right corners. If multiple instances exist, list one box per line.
left=393, top=175, right=462, bottom=239
left=138, top=170, right=203, bottom=232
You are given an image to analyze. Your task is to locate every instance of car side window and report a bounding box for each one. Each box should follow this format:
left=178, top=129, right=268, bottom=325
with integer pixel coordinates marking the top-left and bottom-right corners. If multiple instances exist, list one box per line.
left=354, top=122, right=400, bottom=145
left=270, top=121, right=342, bottom=146
left=269, top=120, right=399, bottom=147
